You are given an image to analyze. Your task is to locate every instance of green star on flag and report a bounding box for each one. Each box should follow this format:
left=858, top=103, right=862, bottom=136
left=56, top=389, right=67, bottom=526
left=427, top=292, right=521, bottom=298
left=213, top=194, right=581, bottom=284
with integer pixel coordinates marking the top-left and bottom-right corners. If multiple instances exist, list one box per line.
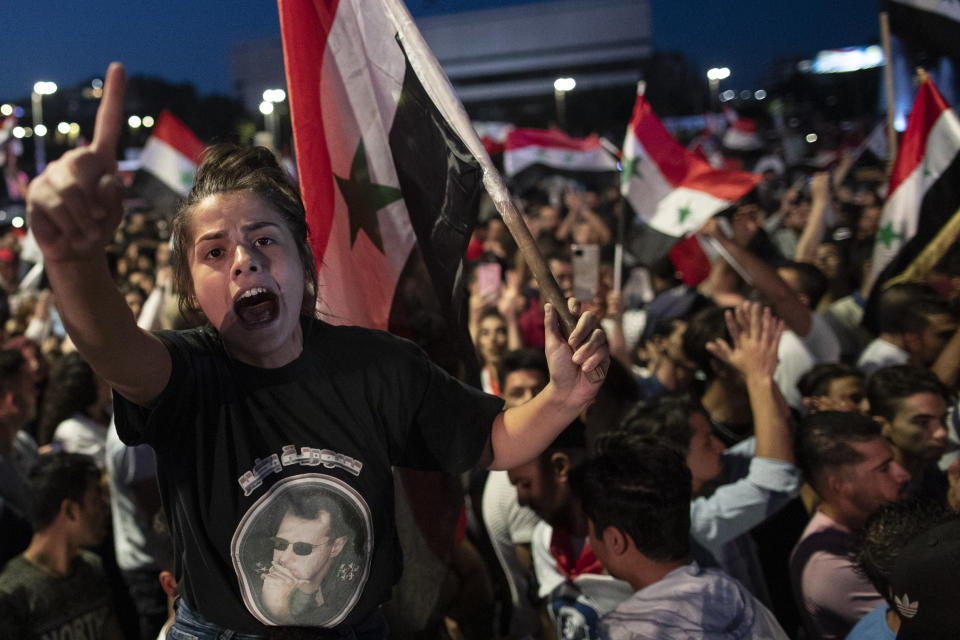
left=678, top=203, right=693, bottom=225
left=620, top=155, right=642, bottom=186
left=335, top=139, right=402, bottom=254
left=875, top=221, right=902, bottom=249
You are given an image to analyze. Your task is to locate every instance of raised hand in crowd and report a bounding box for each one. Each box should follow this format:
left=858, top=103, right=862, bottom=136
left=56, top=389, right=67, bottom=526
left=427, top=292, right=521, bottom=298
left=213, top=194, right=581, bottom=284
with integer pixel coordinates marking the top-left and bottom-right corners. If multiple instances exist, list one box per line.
left=707, top=302, right=793, bottom=463
left=706, top=302, right=783, bottom=381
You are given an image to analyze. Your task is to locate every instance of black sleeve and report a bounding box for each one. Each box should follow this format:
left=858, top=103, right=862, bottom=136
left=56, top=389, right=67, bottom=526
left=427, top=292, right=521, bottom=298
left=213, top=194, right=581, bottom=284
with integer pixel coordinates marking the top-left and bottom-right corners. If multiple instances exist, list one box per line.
left=113, top=328, right=208, bottom=447
left=384, top=337, right=503, bottom=474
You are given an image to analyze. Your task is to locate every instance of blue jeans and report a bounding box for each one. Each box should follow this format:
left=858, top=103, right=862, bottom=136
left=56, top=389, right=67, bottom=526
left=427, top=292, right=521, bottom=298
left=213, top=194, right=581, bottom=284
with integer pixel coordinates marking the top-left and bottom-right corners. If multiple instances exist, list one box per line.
left=168, top=599, right=389, bottom=640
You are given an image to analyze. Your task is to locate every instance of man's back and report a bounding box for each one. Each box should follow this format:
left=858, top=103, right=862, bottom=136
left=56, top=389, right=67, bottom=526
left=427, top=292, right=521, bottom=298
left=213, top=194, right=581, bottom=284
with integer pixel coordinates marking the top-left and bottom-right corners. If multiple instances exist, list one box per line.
left=0, top=550, right=114, bottom=640
left=789, top=511, right=883, bottom=640
left=600, top=562, right=788, bottom=640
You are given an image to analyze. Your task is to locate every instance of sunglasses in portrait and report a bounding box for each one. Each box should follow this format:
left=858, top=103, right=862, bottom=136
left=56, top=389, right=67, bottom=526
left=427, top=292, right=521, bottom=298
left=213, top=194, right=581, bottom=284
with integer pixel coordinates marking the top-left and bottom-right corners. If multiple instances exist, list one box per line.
left=269, top=536, right=328, bottom=556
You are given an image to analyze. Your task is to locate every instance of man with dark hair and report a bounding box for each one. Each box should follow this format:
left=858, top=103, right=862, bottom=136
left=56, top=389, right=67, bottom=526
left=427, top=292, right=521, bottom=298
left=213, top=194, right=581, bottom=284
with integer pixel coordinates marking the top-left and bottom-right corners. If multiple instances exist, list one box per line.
left=626, top=302, right=799, bottom=608
left=482, top=348, right=549, bottom=638
left=778, top=261, right=829, bottom=311
left=847, top=501, right=954, bottom=639
left=0, top=349, right=38, bottom=521
left=260, top=494, right=352, bottom=626
left=798, top=363, right=868, bottom=414
left=508, top=420, right=633, bottom=639
left=858, top=286, right=957, bottom=376
left=569, top=433, right=788, bottom=639
left=635, top=318, right=692, bottom=400
left=498, top=348, right=549, bottom=408
left=866, top=365, right=950, bottom=504
left=790, top=412, right=911, bottom=639
left=0, top=452, right=121, bottom=639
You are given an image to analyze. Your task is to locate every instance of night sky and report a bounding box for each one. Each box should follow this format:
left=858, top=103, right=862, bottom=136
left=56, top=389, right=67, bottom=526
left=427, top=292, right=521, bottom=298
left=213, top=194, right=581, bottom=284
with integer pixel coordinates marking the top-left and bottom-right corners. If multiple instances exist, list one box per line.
left=4, top=1, right=877, bottom=102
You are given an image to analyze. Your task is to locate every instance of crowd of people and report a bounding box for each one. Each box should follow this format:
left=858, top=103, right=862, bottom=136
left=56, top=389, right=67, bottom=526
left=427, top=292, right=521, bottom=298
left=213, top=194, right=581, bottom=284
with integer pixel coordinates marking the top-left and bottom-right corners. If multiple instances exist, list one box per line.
left=1, top=64, right=959, bottom=640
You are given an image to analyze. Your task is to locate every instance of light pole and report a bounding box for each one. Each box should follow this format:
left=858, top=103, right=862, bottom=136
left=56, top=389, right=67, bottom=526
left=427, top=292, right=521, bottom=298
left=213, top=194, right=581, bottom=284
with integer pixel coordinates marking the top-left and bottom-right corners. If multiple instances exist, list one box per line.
left=32, top=81, right=57, bottom=174
left=706, top=67, right=730, bottom=109
left=261, top=89, right=286, bottom=152
left=553, top=77, right=575, bottom=131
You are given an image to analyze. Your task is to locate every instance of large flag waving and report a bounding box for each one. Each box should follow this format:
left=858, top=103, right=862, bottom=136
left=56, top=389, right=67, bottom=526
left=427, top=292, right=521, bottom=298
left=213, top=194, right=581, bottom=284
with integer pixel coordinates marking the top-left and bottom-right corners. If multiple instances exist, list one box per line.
left=278, top=0, right=485, bottom=632
left=621, top=90, right=761, bottom=263
left=883, top=0, right=960, bottom=60
left=865, top=76, right=960, bottom=294
left=130, top=110, right=204, bottom=216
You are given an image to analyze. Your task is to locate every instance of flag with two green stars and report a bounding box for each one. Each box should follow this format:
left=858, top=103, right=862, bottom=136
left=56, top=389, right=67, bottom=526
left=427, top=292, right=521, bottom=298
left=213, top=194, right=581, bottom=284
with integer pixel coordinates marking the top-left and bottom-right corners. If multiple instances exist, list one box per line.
left=865, top=76, right=960, bottom=295
left=621, top=87, right=761, bottom=264
left=279, top=0, right=486, bottom=631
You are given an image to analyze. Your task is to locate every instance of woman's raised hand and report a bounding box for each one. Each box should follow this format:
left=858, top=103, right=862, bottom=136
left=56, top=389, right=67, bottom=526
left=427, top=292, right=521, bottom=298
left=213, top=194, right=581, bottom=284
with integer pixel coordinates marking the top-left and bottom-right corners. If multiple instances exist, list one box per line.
left=27, top=63, right=126, bottom=262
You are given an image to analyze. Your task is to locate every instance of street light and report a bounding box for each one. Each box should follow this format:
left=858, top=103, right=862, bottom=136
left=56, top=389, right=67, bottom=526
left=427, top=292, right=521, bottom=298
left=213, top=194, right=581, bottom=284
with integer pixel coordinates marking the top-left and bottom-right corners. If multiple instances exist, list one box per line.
left=553, top=77, right=576, bottom=130
left=706, top=67, right=730, bottom=109
left=32, top=80, right=57, bottom=174
left=261, top=89, right=286, bottom=151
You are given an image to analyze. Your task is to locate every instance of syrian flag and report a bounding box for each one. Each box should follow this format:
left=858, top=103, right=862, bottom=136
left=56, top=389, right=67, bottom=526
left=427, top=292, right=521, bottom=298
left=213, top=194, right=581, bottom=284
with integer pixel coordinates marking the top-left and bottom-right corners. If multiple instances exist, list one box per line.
left=884, top=0, right=960, bottom=60
left=622, top=90, right=762, bottom=264
left=130, top=111, right=204, bottom=216
left=721, top=107, right=763, bottom=151
left=865, top=76, right=960, bottom=295
left=504, top=128, right=618, bottom=177
left=474, top=120, right=513, bottom=156
left=279, top=0, right=486, bottom=631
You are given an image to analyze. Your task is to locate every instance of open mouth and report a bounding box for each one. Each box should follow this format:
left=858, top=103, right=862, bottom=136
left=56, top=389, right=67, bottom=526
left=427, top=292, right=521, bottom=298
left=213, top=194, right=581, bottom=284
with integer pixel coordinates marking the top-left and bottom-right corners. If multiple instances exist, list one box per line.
left=233, top=287, right=279, bottom=328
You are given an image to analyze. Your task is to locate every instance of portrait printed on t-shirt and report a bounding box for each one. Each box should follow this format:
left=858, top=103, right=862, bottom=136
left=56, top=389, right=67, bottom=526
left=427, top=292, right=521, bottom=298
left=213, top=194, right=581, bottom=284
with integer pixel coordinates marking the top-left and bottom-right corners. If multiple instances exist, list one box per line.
left=231, top=474, right=373, bottom=627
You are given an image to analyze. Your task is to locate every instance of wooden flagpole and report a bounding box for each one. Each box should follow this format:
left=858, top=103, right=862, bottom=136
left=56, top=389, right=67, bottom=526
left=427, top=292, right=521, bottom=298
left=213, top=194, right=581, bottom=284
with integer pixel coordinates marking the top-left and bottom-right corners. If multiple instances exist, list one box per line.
left=880, top=11, right=898, bottom=176
left=385, top=0, right=605, bottom=381
left=598, top=136, right=624, bottom=293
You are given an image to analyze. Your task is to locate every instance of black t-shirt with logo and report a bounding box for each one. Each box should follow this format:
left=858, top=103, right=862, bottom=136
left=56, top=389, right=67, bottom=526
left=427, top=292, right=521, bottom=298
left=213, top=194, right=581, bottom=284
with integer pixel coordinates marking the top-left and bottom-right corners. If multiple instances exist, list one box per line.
left=114, top=318, right=503, bottom=632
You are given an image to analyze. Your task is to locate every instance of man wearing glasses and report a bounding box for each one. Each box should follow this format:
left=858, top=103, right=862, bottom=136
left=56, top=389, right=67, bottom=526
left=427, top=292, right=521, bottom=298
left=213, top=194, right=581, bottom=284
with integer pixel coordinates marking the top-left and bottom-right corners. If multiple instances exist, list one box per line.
left=260, top=495, right=352, bottom=625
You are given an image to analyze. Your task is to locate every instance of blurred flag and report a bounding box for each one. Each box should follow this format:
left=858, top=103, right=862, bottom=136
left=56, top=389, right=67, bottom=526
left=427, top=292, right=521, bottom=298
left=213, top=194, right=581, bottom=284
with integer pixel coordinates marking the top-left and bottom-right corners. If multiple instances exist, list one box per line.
left=278, top=0, right=486, bottom=632
left=474, top=120, right=513, bottom=156
left=131, top=111, right=204, bottom=216
left=863, top=121, right=890, bottom=162
left=721, top=107, right=763, bottom=151
left=884, top=0, right=960, bottom=60
left=622, top=90, right=761, bottom=265
left=504, top=128, right=618, bottom=177
left=866, top=76, right=960, bottom=293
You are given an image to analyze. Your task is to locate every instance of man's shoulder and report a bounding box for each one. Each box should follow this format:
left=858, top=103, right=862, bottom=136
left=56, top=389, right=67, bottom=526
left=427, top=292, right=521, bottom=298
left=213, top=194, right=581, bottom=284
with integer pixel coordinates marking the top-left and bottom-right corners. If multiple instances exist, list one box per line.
left=0, top=554, right=33, bottom=592
left=858, top=337, right=908, bottom=366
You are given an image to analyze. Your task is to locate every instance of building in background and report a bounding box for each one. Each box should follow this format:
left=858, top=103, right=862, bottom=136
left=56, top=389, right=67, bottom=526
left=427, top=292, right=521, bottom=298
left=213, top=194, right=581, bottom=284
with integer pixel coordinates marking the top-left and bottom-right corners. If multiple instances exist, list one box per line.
left=229, top=0, right=651, bottom=137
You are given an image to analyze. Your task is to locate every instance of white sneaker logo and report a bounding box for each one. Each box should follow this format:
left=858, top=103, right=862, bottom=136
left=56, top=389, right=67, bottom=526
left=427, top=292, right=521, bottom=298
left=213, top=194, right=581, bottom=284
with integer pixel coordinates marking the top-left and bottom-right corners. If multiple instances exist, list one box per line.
left=895, top=593, right=919, bottom=619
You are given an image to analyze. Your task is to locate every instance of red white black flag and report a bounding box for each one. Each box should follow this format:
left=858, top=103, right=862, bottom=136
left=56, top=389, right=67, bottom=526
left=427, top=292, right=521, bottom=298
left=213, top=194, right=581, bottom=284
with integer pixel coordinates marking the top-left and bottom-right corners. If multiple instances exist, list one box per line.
left=131, top=110, right=205, bottom=216
left=866, top=76, right=960, bottom=293
left=622, top=90, right=761, bottom=264
left=278, top=0, right=487, bottom=631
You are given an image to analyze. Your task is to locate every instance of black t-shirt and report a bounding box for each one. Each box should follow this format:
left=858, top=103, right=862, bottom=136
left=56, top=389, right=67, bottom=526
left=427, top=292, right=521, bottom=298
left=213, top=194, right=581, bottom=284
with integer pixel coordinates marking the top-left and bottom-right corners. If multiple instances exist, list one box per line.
left=114, top=318, right=503, bottom=632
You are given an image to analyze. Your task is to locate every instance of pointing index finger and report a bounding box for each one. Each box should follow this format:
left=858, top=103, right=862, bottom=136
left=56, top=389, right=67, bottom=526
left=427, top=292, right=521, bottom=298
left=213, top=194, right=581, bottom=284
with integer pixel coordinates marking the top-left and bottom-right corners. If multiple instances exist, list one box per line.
left=91, top=62, right=126, bottom=168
